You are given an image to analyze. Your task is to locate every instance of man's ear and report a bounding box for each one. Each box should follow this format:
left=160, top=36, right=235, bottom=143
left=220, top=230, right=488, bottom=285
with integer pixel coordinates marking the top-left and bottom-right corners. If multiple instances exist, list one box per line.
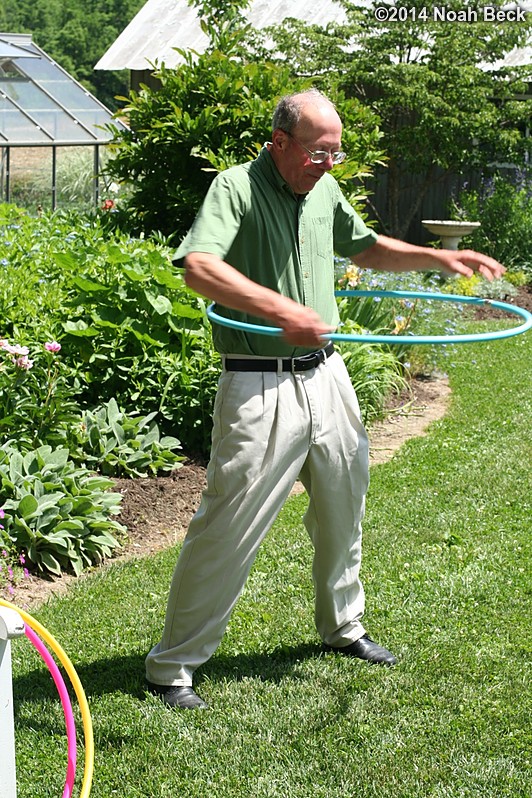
left=271, top=128, right=288, bottom=152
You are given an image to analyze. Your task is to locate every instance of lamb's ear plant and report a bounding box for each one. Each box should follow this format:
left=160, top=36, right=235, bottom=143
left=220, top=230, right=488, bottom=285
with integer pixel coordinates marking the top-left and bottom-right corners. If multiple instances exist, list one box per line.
left=71, top=398, right=184, bottom=477
left=0, top=445, right=124, bottom=577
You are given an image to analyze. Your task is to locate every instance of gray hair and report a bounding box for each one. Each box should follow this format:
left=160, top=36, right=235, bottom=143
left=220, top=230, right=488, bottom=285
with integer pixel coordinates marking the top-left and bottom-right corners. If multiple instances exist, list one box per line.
left=272, top=89, right=336, bottom=133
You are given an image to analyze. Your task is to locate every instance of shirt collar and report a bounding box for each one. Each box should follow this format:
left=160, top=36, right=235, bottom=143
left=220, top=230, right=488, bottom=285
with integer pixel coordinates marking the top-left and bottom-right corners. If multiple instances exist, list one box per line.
left=255, top=143, right=303, bottom=199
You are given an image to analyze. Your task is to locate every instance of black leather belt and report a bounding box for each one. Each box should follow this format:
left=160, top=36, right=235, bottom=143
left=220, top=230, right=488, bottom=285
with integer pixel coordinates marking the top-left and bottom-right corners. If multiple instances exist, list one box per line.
left=224, top=341, right=334, bottom=373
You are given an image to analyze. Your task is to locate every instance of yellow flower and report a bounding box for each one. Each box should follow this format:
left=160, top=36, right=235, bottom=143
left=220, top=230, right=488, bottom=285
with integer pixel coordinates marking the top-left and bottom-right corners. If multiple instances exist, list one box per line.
left=343, top=265, right=361, bottom=288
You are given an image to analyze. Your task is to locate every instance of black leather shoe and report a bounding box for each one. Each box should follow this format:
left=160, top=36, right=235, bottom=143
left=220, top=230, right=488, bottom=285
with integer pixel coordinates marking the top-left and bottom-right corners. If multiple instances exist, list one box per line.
left=146, top=681, right=209, bottom=709
left=326, top=634, right=397, bottom=666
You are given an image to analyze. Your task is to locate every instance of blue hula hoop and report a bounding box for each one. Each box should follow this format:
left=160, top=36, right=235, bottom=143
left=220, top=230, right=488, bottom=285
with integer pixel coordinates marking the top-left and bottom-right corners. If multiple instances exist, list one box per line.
left=207, top=289, right=532, bottom=345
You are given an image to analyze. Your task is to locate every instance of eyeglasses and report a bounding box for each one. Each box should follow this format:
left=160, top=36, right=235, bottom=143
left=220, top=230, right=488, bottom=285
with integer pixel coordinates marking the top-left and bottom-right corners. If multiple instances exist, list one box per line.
left=284, top=130, right=346, bottom=165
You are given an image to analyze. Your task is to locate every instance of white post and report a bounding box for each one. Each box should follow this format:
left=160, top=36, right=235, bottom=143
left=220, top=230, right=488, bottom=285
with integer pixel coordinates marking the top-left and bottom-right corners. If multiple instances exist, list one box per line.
left=0, top=607, right=25, bottom=798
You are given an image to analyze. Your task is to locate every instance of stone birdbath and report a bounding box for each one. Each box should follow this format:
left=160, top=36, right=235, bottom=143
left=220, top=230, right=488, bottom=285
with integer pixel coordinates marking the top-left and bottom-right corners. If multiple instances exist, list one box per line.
left=422, top=220, right=481, bottom=250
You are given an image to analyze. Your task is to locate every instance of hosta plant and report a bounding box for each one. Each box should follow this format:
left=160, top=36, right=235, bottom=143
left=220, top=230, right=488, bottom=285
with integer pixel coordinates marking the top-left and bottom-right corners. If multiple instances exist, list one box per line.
left=73, top=398, right=183, bottom=477
left=0, top=445, right=125, bottom=577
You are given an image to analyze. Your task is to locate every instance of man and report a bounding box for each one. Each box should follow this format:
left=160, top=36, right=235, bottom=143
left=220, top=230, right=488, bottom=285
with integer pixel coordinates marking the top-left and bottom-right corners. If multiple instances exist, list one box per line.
left=145, top=89, right=504, bottom=709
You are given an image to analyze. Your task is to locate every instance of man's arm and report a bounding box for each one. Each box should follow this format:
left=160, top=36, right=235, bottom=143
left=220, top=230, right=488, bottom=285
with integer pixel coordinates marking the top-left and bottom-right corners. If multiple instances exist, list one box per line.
left=184, top=251, right=333, bottom=347
left=354, top=235, right=506, bottom=281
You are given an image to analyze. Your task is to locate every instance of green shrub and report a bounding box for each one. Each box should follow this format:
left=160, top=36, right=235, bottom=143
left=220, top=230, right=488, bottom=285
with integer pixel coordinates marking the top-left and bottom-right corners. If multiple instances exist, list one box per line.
left=0, top=206, right=221, bottom=456
left=452, top=173, right=532, bottom=280
left=0, top=446, right=124, bottom=577
left=340, top=341, right=408, bottom=425
left=61, top=248, right=220, bottom=454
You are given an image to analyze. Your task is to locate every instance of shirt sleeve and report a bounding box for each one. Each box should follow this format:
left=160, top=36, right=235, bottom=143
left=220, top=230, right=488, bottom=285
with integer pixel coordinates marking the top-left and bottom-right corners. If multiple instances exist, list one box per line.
left=332, top=182, right=378, bottom=258
left=172, top=169, right=248, bottom=267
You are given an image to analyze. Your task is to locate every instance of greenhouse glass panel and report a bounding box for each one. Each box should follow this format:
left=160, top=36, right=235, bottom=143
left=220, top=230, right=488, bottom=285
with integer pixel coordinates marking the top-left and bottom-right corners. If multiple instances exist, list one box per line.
left=39, top=81, right=102, bottom=111
left=0, top=33, right=126, bottom=144
left=0, top=97, right=50, bottom=141
left=1, top=80, right=60, bottom=110
left=0, top=32, right=126, bottom=208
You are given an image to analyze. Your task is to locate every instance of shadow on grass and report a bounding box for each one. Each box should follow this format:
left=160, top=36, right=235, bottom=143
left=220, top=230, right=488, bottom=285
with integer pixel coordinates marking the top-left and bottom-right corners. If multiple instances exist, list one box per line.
left=12, top=641, right=324, bottom=716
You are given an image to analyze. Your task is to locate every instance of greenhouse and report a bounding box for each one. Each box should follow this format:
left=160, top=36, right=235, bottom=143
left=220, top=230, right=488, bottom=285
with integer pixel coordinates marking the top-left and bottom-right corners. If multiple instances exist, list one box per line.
left=0, top=32, right=126, bottom=211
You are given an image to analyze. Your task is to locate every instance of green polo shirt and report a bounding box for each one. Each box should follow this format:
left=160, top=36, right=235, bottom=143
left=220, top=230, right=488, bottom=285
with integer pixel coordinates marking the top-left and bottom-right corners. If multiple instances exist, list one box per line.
left=175, top=146, right=377, bottom=357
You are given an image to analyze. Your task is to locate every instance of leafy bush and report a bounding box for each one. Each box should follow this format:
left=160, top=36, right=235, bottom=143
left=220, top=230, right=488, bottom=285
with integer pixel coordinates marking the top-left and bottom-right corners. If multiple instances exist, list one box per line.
left=0, top=445, right=124, bottom=576
left=72, top=398, right=183, bottom=477
left=61, top=247, right=220, bottom=454
left=0, top=206, right=221, bottom=455
left=103, top=53, right=300, bottom=239
left=452, top=172, right=532, bottom=280
left=340, top=341, right=408, bottom=425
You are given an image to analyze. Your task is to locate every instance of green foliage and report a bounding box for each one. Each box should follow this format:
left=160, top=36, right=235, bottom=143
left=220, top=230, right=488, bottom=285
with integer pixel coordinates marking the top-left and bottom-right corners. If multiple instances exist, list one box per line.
left=451, top=173, right=532, bottom=280
left=72, top=398, right=183, bottom=478
left=340, top=342, right=408, bottom=424
left=0, top=205, right=221, bottom=456
left=104, top=12, right=384, bottom=239
left=61, top=241, right=220, bottom=453
left=0, top=0, right=145, bottom=109
left=0, top=207, right=218, bottom=576
left=266, top=0, right=532, bottom=238
left=0, top=445, right=124, bottom=576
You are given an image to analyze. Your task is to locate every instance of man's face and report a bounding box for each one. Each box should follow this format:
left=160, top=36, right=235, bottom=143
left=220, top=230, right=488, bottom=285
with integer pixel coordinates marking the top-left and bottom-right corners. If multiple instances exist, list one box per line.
left=270, top=102, right=343, bottom=195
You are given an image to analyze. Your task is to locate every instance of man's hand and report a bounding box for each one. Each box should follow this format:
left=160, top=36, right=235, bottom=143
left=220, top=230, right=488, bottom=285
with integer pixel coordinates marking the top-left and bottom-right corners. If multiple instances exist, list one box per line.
left=185, top=253, right=333, bottom=348
left=277, top=303, right=334, bottom=347
left=433, top=249, right=506, bottom=281
left=355, top=236, right=506, bottom=282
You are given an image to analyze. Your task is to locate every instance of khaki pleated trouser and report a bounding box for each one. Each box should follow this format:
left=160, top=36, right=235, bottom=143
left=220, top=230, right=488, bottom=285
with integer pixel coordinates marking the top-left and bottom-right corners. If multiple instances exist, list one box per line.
left=145, top=351, right=369, bottom=687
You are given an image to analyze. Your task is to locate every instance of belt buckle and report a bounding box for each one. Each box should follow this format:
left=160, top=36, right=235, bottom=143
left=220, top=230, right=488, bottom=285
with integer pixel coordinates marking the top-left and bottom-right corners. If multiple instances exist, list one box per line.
left=292, top=352, right=317, bottom=373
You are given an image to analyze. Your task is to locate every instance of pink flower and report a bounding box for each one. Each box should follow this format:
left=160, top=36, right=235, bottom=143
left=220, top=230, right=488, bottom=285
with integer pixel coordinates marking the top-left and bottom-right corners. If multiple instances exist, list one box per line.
left=5, top=343, right=29, bottom=356
left=45, top=341, right=61, bottom=353
left=15, top=355, right=34, bottom=370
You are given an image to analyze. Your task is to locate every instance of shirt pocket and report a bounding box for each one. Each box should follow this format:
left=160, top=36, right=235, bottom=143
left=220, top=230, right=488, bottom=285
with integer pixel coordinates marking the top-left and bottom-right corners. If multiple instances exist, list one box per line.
left=308, top=215, right=334, bottom=264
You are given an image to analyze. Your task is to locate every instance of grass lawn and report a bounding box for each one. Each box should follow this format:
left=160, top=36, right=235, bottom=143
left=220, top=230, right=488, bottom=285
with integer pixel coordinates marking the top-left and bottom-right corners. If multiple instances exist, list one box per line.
left=9, top=323, right=532, bottom=798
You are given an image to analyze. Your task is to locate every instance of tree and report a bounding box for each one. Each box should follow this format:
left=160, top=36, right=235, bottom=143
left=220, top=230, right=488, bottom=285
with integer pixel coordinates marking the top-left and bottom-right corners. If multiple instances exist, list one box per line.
left=264, top=0, right=532, bottom=238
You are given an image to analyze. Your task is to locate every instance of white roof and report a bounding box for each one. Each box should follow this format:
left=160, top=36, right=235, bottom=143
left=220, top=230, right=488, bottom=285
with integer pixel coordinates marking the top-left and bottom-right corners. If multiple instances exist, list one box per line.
left=95, top=0, right=349, bottom=71
left=95, top=0, right=532, bottom=72
left=490, top=45, right=532, bottom=69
